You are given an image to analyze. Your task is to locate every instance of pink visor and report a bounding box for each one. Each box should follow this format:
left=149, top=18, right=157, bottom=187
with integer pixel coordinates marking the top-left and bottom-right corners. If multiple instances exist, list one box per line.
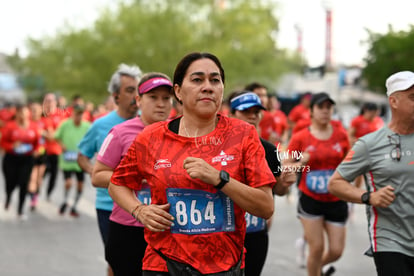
left=138, top=77, right=173, bottom=94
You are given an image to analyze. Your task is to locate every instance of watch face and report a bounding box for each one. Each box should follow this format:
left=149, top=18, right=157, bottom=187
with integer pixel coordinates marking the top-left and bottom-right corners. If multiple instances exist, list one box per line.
left=362, top=192, right=369, bottom=203
left=220, top=170, right=230, bottom=182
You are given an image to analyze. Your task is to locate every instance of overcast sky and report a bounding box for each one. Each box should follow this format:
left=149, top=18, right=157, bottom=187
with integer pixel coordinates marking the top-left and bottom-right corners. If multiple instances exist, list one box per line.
left=1, top=0, right=413, bottom=66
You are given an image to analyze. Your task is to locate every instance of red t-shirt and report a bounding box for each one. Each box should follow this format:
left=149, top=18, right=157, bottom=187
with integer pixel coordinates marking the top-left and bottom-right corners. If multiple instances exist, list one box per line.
left=0, top=121, right=40, bottom=155
left=292, top=119, right=346, bottom=135
left=0, top=108, right=15, bottom=126
left=270, top=110, right=288, bottom=137
left=291, top=118, right=311, bottom=135
left=288, top=104, right=310, bottom=124
left=111, top=115, right=275, bottom=274
left=287, top=122, right=350, bottom=202
left=43, top=112, right=64, bottom=155
left=32, top=118, right=48, bottom=154
left=259, top=110, right=278, bottom=141
left=351, top=115, right=384, bottom=138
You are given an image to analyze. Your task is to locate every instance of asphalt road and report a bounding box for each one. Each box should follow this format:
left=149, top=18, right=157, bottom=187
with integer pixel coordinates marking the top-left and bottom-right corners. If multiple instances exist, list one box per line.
left=0, top=159, right=376, bottom=276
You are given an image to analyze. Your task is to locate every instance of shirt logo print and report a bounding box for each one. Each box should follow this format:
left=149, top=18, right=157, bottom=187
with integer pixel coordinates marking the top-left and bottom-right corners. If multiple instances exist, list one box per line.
left=332, top=143, right=342, bottom=153
left=212, top=150, right=234, bottom=166
left=154, top=159, right=172, bottom=170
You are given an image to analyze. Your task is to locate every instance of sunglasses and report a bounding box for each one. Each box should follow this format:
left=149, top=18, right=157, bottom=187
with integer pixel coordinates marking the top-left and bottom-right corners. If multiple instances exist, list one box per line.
left=387, top=133, right=401, bottom=162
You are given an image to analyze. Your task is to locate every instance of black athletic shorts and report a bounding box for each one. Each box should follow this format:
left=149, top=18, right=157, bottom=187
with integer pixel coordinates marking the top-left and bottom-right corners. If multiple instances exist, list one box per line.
left=34, top=154, right=47, bottom=165
left=63, top=170, right=85, bottom=182
left=106, top=221, right=146, bottom=276
left=297, top=192, right=348, bottom=225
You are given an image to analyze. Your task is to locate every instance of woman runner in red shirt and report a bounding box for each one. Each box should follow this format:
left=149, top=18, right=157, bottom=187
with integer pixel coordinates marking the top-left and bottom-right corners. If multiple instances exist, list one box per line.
left=108, top=52, right=276, bottom=275
left=287, top=92, right=350, bottom=276
left=1, top=104, right=40, bottom=219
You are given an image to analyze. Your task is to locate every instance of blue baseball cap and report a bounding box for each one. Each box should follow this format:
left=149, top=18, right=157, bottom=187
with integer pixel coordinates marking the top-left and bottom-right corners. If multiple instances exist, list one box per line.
left=230, top=92, right=266, bottom=111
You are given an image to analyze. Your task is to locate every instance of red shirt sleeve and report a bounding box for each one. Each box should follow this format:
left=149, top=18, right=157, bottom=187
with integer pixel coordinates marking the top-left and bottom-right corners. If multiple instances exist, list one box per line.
left=288, top=105, right=302, bottom=123
left=0, top=121, right=40, bottom=154
left=30, top=122, right=41, bottom=153
left=272, top=110, right=288, bottom=136
left=350, top=115, right=361, bottom=129
left=292, top=119, right=311, bottom=135
left=0, top=122, right=15, bottom=152
left=336, top=124, right=351, bottom=158
left=243, top=125, right=276, bottom=188
left=111, top=132, right=145, bottom=190
left=288, top=105, right=311, bottom=124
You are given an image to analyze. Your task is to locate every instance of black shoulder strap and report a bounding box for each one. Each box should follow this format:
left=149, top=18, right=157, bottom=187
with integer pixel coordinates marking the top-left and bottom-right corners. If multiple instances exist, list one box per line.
left=168, top=117, right=181, bottom=134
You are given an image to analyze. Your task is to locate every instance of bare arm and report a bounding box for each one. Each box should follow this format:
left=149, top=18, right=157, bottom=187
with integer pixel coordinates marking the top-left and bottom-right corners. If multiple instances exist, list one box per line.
left=272, top=159, right=302, bottom=196
left=44, top=126, right=56, bottom=141
left=53, top=137, right=66, bottom=152
left=108, top=183, right=142, bottom=215
left=287, top=119, right=295, bottom=131
left=348, top=127, right=357, bottom=145
left=328, top=171, right=396, bottom=207
left=273, top=164, right=297, bottom=196
left=183, top=157, right=274, bottom=219
left=108, top=182, right=174, bottom=232
left=328, top=171, right=364, bottom=203
left=273, top=176, right=290, bottom=196
left=77, top=153, right=93, bottom=175
left=91, top=160, right=114, bottom=188
left=280, top=129, right=289, bottom=146
left=221, top=179, right=274, bottom=219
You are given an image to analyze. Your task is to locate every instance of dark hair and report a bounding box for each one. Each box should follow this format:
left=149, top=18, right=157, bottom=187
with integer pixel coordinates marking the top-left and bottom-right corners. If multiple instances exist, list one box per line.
left=72, top=94, right=82, bottom=101
left=359, top=102, right=378, bottom=115
left=13, top=103, right=28, bottom=120
left=244, top=82, right=267, bottom=92
left=172, top=52, right=225, bottom=104
left=14, top=103, right=27, bottom=111
left=302, top=91, right=312, bottom=99
left=173, top=52, right=225, bottom=86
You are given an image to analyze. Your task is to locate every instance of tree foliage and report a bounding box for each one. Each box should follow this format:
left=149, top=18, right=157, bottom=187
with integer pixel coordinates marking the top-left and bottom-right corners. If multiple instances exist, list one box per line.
left=10, top=0, right=302, bottom=103
left=363, top=25, right=414, bottom=93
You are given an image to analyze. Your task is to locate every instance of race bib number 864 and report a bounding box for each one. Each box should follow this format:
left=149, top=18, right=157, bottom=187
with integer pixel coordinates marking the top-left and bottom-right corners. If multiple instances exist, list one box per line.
left=167, top=188, right=235, bottom=235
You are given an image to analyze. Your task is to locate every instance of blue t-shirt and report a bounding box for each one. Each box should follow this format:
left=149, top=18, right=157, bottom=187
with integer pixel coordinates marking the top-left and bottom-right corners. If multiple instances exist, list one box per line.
left=78, top=110, right=128, bottom=211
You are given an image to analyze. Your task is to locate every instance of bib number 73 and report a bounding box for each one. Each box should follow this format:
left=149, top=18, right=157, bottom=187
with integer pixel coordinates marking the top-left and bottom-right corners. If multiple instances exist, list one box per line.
left=306, top=170, right=334, bottom=194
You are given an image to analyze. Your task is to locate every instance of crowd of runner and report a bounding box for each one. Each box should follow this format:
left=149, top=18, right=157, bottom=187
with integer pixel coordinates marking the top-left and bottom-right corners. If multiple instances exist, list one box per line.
left=1, top=53, right=411, bottom=276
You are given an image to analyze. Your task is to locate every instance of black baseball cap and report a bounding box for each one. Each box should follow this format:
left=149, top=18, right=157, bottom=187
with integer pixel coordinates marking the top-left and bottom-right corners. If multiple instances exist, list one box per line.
left=310, top=92, right=335, bottom=108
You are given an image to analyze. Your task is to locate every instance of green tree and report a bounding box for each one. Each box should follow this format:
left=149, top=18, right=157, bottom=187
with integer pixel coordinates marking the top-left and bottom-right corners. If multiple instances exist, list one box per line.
left=363, top=25, right=414, bottom=93
left=12, top=0, right=302, bottom=103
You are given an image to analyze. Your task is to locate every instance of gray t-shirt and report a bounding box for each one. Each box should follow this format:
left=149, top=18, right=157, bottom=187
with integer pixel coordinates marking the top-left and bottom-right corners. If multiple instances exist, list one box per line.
left=337, top=126, right=414, bottom=257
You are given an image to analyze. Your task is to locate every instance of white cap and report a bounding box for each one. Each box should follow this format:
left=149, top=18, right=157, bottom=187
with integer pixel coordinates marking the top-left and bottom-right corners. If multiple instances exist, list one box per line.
left=386, top=71, right=414, bottom=97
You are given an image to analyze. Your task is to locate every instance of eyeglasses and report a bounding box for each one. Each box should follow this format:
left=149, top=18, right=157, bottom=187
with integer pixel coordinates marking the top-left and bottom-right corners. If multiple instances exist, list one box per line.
left=387, top=133, right=401, bottom=162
